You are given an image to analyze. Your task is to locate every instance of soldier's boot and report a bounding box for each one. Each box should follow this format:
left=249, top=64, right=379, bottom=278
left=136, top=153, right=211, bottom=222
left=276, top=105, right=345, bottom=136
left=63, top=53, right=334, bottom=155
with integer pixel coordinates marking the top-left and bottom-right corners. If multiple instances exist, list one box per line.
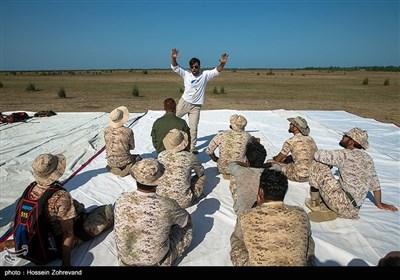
left=119, top=163, right=133, bottom=177
left=305, top=190, right=337, bottom=222
left=106, top=165, right=121, bottom=176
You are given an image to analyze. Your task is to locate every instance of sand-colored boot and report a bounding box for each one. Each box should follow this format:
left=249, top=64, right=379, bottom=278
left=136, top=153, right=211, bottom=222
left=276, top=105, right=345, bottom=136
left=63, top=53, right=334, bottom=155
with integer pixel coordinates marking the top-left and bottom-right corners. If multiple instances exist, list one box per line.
left=305, top=191, right=338, bottom=222
left=305, top=191, right=322, bottom=211
left=119, top=163, right=133, bottom=177
left=106, top=165, right=122, bottom=176
left=308, top=211, right=337, bottom=223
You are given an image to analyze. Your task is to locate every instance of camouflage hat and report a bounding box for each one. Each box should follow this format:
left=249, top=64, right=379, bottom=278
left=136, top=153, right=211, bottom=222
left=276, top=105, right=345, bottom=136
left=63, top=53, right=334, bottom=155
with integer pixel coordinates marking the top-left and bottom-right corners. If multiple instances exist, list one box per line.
left=163, top=129, right=188, bottom=153
left=230, top=114, right=247, bottom=131
left=344, top=127, right=369, bottom=149
left=33, top=154, right=66, bottom=186
left=287, top=116, right=310, bottom=136
left=130, top=158, right=164, bottom=186
left=109, top=106, right=129, bottom=128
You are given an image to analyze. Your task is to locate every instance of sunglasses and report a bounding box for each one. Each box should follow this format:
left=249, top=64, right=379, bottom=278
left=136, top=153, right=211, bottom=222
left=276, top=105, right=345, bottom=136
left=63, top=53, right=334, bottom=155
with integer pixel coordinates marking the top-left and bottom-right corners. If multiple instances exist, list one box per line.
left=190, top=65, right=199, bottom=69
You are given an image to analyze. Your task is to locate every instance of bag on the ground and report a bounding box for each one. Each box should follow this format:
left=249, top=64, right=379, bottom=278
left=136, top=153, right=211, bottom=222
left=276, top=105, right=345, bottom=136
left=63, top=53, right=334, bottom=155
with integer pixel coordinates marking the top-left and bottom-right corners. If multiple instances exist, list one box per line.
left=12, top=182, right=64, bottom=265
left=34, top=110, right=57, bottom=117
left=0, top=112, right=30, bottom=123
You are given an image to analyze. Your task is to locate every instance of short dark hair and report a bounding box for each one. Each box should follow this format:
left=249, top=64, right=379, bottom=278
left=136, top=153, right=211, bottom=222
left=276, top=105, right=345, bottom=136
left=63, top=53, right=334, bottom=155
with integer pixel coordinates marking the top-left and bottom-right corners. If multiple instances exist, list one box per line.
left=164, top=98, right=176, bottom=112
left=189, top=57, right=200, bottom=67
left=246, top=142, right=267, bottom=168
left=378, top=252, right=400, bottom=266
left=259, top=169, right=288, bottom=201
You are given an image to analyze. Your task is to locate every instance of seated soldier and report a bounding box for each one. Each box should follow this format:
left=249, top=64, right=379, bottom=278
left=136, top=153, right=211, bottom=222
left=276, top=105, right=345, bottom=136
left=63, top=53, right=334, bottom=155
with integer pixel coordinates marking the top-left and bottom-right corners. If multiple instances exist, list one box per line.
left=104, top=106, right=142, bottom=177
left=0, top=153, right=114, bottom=266
left=157, top=129, right=206, bottom=208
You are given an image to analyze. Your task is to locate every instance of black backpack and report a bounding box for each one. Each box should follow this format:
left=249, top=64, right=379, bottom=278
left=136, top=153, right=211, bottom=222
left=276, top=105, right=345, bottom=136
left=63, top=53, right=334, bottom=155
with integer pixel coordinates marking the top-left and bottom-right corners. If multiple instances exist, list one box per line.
left=3, top=182, right=64, bottom=265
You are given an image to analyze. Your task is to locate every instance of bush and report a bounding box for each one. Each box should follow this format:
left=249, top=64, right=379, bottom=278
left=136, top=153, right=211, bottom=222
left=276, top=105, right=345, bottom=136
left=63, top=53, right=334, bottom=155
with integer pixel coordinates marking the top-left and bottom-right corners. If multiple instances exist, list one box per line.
left=142, top=70, right=148, bottom=74
left=26, top=83, right=36, bottom=91
left=0, top=81, right=3, bottom=88
left=362, top=77, right=369, bottom=85
left=58, top=87, right=66, bottom=98
left=132, top=85, right=140, bottom=97
left=384, top=78, right=390, bottom=86
left=220, top=86, right=225, bottom=94
left=213, top=86, right=219, bottom=94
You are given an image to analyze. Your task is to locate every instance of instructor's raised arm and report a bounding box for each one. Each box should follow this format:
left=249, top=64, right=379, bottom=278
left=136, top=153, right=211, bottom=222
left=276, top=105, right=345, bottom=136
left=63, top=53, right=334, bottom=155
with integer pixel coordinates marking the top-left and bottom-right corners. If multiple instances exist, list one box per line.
left=217, top=52, right=229, bottom=72
left=171, top=48, right=179, bottom=66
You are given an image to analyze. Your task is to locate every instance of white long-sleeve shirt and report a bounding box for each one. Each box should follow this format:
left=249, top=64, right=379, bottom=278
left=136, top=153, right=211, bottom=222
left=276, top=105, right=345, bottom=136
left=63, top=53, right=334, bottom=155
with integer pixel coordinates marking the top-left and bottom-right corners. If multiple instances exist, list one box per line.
left=171, top=64, right=220, bottom=105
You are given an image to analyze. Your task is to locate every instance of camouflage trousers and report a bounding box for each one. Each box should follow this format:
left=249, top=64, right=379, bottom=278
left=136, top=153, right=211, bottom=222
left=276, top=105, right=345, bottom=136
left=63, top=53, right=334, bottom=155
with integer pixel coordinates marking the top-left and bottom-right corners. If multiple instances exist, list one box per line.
left=73, top=202, right=114, bottom=247
left=158, top=220, right=193, bottom=266
left=107, top=154, right=142, bottom=169
left=309, top=162, right=359, bottom=219
left=190, top=174, right=206, bottom=203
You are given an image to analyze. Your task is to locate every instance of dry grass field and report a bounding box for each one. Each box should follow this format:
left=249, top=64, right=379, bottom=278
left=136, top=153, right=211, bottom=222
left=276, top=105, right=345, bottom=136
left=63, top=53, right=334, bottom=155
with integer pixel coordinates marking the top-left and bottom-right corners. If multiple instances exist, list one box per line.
left=0, top=69, right=399, bottom=124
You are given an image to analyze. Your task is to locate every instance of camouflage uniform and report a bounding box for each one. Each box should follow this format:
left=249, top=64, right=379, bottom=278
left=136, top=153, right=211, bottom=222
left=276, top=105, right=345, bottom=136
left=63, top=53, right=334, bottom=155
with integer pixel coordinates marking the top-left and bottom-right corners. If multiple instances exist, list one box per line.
left=114, top=190, right=193, bottom=266
left=206, top=130, right=251, bottom=175
left=229, top=162, right=263, bottom=215
left=104, top=126, right=136, bottom=168
left=30, top=182, right=113, bottom=247
left=277, top=134, right=318, bottom=182
left=230, top=201, right=315, bottom=266
left=157, top=150, right=205, bottom=208
left=310, top=149, right=381, bottom=219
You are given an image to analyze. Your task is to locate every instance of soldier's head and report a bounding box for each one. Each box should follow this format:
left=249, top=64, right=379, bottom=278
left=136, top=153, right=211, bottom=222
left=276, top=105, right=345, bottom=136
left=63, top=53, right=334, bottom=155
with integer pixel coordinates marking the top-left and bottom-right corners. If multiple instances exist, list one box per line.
left=246, top=141, right=267, bottom=168
left=164, top=98, right=176, bottom=113
left=258, top=169, right=288, bottom=203
left=130, top=158, right=164, bottom=191
left=287, top=116, right=310, bottom=136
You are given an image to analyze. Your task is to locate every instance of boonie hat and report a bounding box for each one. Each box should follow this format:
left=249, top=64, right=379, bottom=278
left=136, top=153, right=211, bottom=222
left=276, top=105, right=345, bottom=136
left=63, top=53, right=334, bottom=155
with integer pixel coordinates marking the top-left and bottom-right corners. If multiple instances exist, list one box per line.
left=109, top=106, right=129, bottom=128
left=344, top=127, right=369, bottom=149
left=230, top=114, right=247, bottom=131
left=287, top=116, right=310, bottom=136
left=33, top=154, right=66, bottom=186
left=163, top=129, right=189, bottom=153
left=130, top=158, right=164, bottom=186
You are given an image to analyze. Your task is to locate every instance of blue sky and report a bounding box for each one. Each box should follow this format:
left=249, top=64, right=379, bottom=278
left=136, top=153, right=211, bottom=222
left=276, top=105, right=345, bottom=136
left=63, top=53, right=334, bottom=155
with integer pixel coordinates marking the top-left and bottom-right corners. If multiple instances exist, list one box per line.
left=1, top=0, right=399, bottom=70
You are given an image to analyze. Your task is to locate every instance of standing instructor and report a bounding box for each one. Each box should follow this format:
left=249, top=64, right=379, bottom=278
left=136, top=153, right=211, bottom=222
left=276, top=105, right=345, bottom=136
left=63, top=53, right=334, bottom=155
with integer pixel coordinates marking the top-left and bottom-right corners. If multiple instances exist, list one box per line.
left=171, top=48, right=228, bottom=154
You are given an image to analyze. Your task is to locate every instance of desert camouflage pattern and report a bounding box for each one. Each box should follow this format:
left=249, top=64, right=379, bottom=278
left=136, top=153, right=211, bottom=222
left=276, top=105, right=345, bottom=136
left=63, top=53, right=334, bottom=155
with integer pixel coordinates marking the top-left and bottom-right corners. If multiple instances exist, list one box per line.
left=279, top=134, right=318, bottom=182
left=310, top=149, right=381, bottom=219
left=114, top=190, right=192, bottom=266
left=206, top=130, right=251, bottom=174
left=230, top=201, right=315, bottom=266
left=157, top=150, right=205, bottom=208
left=229, top=163, right=264, bottom=215
left=104, top=126, right=135, bottom=168
left=30, top=183, right=113, bottom=247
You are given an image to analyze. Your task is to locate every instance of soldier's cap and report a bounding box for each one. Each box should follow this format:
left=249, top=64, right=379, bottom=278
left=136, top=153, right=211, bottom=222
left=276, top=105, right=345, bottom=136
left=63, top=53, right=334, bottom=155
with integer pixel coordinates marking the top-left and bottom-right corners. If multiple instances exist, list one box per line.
left=130, top=158, right=164, bottom=186
left=230, top=114, right=247, bottom=132
left=287, top=116, right=310, bottom=136
left=344, top=127, right=369, bottom=149
left=109, top=106, right=129, bottom=128
left=163, top=129, right=188, bottom=153
left=33, top=154, right=66, bottom=186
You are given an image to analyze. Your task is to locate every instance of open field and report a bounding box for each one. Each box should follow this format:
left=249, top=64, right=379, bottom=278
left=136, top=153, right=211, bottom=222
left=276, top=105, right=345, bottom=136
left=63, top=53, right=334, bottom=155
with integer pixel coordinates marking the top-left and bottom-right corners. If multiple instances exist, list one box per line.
left=0, top=69, right=399, bottom=124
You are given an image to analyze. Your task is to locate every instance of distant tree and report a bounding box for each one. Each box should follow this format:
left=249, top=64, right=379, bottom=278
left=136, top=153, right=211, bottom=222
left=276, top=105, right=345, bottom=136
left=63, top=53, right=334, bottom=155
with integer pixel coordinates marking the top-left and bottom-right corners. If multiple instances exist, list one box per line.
left=384, top=78, right=390, bottom=86
left=362, top=77, right=369, bottom=85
